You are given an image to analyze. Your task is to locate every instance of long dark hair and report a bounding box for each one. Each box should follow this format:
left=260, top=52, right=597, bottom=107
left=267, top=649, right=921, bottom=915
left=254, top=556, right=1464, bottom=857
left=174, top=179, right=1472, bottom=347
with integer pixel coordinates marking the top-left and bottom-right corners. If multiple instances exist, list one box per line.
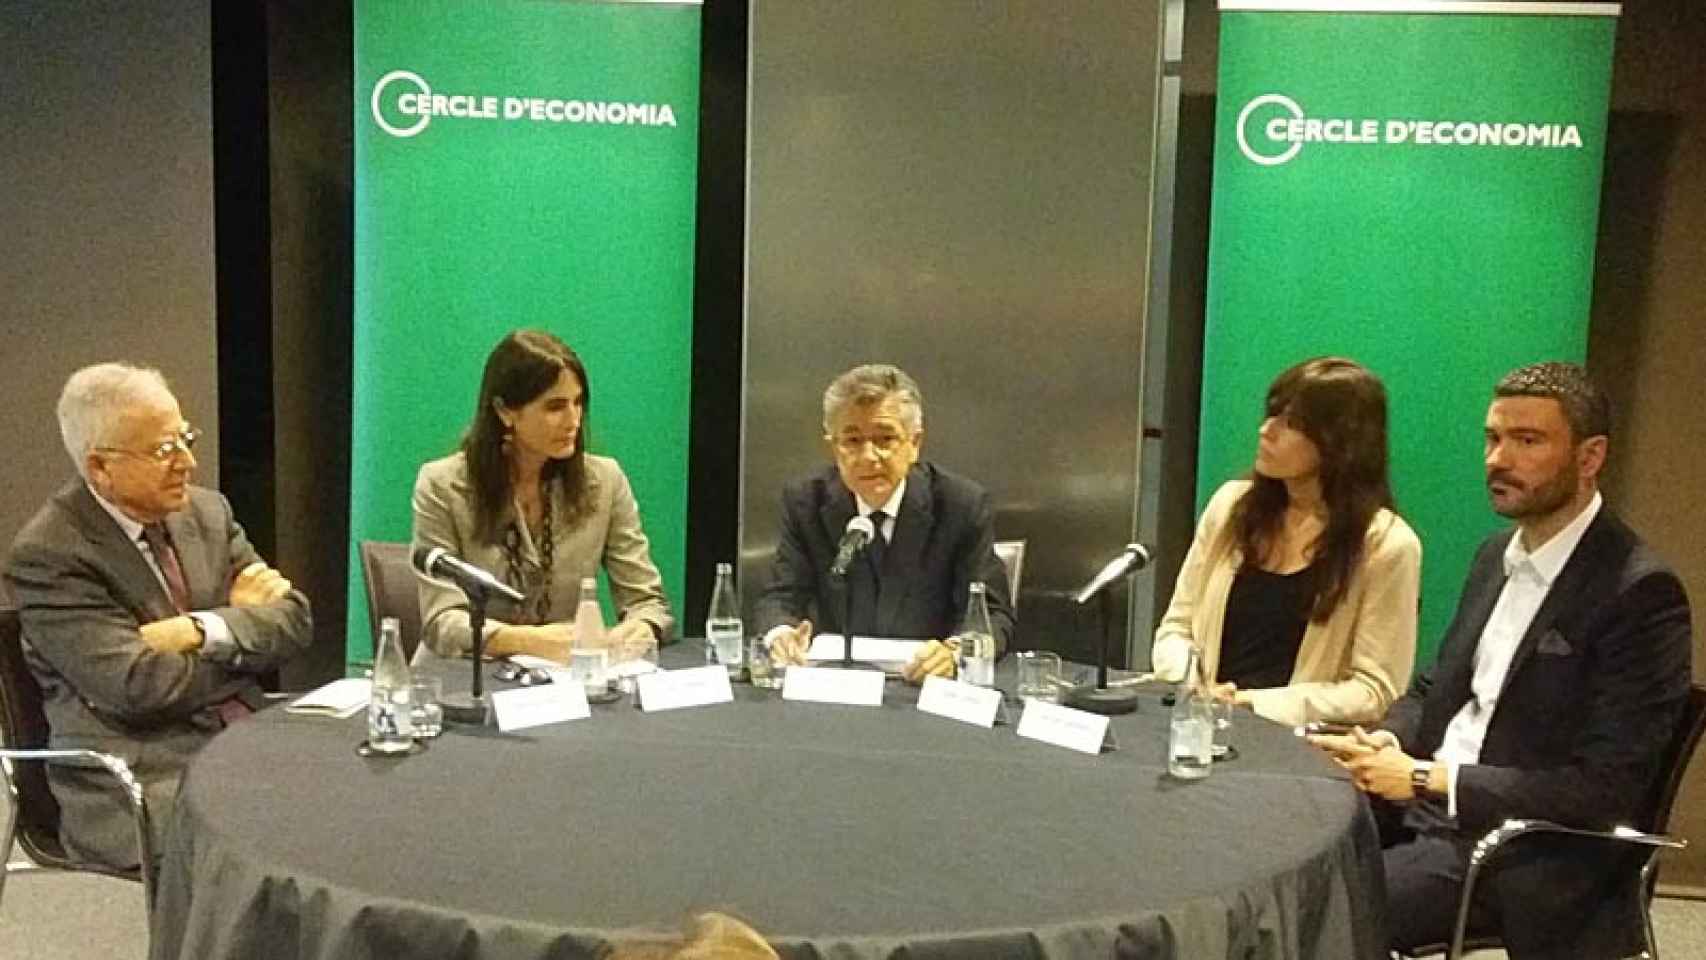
left=461, top=330, right=591, bottom=543
left=1230, top=357, right=1394, bottom=623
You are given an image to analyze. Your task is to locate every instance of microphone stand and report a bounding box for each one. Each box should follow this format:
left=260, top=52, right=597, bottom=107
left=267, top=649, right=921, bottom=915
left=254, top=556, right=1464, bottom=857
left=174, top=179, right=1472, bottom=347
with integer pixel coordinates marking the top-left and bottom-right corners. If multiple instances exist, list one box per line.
left=1066, top=564, right=1143, bottom=716
left=819, top=563, right=879, bottom=671
left=440, top=584, right=491, bottom=724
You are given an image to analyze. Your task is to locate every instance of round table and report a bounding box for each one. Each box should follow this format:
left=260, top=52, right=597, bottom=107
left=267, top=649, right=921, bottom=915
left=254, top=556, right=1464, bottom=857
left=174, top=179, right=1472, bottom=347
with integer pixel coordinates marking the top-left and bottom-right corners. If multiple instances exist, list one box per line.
left=150, top=654, right=1386, bottom=960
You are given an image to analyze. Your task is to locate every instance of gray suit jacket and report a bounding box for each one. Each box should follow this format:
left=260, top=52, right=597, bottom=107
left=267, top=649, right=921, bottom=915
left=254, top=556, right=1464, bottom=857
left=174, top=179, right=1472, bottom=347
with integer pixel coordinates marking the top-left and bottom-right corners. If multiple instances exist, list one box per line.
left=5, top=481, right=312, bottom=869
left=412, top=452, right=673, bottom=658
left=754, top=462, right=1015, bottom=656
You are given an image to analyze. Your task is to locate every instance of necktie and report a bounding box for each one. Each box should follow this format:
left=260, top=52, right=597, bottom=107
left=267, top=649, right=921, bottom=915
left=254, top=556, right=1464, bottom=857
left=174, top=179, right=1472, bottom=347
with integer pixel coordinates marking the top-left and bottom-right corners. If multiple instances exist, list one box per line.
left=866, top=510, right=888, bottom=573
left=141, top=523, right=191, bottom=613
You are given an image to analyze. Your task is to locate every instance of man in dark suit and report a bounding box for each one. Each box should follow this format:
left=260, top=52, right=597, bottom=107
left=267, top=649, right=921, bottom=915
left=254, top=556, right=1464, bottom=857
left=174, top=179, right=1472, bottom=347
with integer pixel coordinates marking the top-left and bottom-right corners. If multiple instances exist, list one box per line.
left=1312, top=362, right=1691, bottom=959
left=758, top=363, right=1014, bottom=681
left=5, top=362, right=312, bottom=870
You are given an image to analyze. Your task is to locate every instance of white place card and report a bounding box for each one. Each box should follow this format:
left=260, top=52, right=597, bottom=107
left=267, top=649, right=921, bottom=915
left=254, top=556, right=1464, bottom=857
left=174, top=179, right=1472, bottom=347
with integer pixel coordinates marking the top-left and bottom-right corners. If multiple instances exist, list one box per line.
left=1016, top=700, right=1111, bottom=756
left=490, top=682, right=591, bottom=732
left=637, top=665, right=735, bottom=713
left=916, top=676, right=1002, bottom=728
left=782, top=665, right=886, bottom=706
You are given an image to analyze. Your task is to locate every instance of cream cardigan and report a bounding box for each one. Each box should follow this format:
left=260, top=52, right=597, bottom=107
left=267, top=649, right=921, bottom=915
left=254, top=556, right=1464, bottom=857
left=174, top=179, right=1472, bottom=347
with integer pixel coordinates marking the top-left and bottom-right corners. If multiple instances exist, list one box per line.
left=1152, top=480, right=1421, bottom=726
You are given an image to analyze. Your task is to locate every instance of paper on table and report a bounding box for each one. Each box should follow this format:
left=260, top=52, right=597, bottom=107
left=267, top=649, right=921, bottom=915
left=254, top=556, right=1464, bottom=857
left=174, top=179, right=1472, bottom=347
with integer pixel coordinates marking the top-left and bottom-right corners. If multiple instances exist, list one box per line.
left=508, top=653, right=657, bottom=679
left=285, top=678, right=371, bottom=718
left=807, top=635, right=925, bottom=670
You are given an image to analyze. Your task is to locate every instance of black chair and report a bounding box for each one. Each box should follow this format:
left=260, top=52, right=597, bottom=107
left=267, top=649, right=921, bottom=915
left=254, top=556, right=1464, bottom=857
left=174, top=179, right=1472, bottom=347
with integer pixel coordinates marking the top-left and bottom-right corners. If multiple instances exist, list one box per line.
left=993, top=539, right=1026, bottom=605
left=358, top=540, right=423, bottom=662
left=1407, top=683, right=1706, bottom=960
left=0, top=606, right=155, bottom=917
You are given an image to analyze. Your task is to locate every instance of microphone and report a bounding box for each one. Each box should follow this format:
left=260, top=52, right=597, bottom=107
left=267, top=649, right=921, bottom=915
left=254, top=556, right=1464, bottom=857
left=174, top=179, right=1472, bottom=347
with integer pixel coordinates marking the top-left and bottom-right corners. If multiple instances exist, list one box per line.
left=830, top=515, right=877, bottom=577
left=412, top=546, right=526, bottom=604
left=1073, top=543, right=1152, bottom=604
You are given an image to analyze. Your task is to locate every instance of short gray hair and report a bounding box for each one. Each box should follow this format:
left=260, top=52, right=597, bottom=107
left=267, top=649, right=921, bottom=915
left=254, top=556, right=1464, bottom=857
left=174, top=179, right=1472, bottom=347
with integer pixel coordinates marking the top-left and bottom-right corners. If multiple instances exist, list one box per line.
left=58, top=362, right=175, bottom=478
left=821, top=363, right=924, bottom=433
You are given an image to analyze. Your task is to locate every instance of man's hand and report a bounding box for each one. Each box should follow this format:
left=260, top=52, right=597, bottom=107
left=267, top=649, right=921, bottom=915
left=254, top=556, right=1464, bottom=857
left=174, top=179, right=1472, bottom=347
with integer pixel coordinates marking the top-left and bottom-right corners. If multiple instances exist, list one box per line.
left=902, top=638, right=957, bottom=684
left=139, top=615, right=202, bottom=655
left=607, top=618, right=657, bottom=664
left=1308, top=725, right=1398, bottom=762
left=229, top=561, right=292, bottom=607
left=1345, top=743, right=1422, bottom=802
left=769, top=619, right=813, bottom=666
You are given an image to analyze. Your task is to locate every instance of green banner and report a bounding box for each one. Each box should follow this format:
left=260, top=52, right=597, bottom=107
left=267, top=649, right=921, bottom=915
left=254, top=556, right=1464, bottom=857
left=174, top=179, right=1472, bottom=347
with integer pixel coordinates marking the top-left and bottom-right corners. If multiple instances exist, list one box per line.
left=1203, top=1, right=1617, bottom=663
left=349, top=0, right=702, bottom=664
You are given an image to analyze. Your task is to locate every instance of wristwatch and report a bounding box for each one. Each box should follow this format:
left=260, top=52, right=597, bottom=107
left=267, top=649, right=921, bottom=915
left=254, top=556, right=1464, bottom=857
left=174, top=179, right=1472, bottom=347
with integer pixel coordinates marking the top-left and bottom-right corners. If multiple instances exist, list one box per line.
left=1410, top=760, right=1435, bottom=796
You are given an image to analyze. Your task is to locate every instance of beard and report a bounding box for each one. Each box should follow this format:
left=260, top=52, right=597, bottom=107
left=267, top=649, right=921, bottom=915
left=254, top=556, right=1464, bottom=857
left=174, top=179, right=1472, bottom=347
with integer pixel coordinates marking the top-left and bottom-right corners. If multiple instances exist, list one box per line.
left=1488, top=459, right=1578, bottom=520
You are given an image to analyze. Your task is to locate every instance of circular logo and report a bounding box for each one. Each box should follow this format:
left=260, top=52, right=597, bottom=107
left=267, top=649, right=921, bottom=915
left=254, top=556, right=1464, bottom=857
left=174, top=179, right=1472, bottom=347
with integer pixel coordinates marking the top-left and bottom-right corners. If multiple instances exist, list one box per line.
left=371, top=70, right=432, bottom=139
left=1236, top=93, right=1305, bottom=167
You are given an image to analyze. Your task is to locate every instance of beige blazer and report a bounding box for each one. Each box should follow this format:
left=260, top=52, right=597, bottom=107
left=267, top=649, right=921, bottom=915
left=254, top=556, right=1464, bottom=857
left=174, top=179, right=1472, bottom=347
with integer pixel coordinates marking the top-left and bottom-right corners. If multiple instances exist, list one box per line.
left=411, top=452, right=673, bottom=658
left=1152, top=479, right=1420, bottom=726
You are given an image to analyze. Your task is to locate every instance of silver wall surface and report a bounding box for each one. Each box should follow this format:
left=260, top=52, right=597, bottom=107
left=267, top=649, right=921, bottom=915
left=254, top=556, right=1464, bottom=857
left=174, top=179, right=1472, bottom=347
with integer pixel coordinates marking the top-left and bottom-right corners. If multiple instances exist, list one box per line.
left=0, top=0, right=219, bottom=571
left=741, top=1, right=1166, bottom=659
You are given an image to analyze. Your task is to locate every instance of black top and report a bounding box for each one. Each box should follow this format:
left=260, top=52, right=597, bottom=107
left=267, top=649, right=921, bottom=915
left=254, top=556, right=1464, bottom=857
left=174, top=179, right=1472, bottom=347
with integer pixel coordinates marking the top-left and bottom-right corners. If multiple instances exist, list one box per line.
left=1218, top=564, right=1315, bottom=690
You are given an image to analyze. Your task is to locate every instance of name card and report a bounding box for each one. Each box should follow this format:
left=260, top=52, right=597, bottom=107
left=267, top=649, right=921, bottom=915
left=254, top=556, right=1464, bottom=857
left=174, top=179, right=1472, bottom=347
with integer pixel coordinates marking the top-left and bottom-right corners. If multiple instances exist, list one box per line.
left=916, top=676, right=1002, bottom=728
left=490, top=682, right=590, bottom=732
left=1016, top=700, right=1110, bottom=756
left=637, top=665, right=735, bottom=713
left=782, top=666, right=886, bottom=706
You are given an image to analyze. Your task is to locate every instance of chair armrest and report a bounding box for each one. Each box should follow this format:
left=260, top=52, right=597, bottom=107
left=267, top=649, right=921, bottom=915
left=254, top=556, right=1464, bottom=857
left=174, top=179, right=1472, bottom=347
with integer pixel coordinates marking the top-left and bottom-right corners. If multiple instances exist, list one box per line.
left=1472, top=818, right=1687, bottom=862
left=0, top=748, right=155, bottom=910
left=1446, top=818, right=1684, bottom=959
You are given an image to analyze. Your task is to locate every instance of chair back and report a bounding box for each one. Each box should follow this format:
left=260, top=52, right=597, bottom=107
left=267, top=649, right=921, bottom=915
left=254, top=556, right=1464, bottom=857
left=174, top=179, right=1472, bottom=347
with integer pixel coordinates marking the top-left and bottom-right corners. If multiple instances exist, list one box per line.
left=0, top=606, right=74, bottom=866
left=1646, top=683, right=1706, bottom=891
left=993, top=539, right=1026, bottom=605
left=358, top=541, right=423, bottom=662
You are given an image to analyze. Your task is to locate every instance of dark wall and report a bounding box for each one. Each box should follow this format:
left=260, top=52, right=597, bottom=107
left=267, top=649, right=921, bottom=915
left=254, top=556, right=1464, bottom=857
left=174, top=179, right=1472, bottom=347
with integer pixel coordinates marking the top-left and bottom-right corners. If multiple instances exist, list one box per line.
left=0, top=0, right=220, bottom=567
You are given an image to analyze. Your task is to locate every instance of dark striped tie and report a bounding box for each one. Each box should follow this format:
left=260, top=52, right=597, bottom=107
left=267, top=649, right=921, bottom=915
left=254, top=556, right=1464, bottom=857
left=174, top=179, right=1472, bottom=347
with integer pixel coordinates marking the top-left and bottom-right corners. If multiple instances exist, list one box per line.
left=141, top=523, right=191, bottom=612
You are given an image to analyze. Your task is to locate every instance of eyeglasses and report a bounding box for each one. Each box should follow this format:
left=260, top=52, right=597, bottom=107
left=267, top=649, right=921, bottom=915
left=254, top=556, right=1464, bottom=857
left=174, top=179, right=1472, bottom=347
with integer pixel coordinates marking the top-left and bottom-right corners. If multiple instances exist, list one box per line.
left=97, top=426, right=200, bottom=465
left=829, top=432, right=911, bottom=459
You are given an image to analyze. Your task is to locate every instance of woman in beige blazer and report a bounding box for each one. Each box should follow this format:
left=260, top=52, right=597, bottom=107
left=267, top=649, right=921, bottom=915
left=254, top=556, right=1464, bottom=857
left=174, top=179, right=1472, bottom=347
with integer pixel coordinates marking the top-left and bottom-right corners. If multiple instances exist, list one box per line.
left=412, top=330, right=673, bottom=662
left=1153, top=357, right=1420, bottom=726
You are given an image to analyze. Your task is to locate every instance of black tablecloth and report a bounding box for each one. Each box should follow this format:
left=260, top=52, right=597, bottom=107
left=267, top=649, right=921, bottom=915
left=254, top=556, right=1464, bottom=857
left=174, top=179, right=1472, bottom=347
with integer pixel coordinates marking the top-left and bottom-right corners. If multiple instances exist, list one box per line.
left=150, top=652, right=1387, bottom=959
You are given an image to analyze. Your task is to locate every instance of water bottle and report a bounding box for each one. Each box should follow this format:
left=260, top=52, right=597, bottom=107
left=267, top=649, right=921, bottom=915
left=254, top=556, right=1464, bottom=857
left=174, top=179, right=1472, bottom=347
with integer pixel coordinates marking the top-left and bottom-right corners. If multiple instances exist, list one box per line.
left=367, top=616, right=415, bottom=753
left=1168, top=645, right=1214, bottom=779
left=574, top=576, right=607, bottom=651
left=706, top=562, right=744, bottom=677
left=956, top=582, right=996, bottom=687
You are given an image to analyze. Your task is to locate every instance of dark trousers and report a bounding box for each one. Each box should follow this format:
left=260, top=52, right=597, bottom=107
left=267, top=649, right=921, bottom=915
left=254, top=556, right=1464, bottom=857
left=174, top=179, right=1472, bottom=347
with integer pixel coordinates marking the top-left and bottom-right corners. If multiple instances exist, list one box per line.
left=1379, top=799, right=1645, bottom=960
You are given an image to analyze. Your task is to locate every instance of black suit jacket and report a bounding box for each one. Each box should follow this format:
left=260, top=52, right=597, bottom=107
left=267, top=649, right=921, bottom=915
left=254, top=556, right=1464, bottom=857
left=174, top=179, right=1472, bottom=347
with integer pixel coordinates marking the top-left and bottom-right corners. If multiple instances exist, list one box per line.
left=5, top=481, right=313, bottom=868
left=1384, top=507, right=1692, bottom=840
left=755, top=462, right=1015, bottom=656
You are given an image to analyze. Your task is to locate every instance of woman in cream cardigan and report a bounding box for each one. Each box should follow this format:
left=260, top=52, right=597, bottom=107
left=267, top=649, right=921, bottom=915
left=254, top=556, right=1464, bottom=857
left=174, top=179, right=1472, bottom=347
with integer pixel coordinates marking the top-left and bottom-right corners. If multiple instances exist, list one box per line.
left=1153, top=357, right=1419, bottom=726
left=412, top=329, right=673, bottom=663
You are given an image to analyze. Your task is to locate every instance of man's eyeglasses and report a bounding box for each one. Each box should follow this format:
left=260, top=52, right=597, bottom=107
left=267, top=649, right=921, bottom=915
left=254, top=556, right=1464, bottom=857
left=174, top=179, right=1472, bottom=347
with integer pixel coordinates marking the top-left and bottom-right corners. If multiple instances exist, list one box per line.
left=829, top=432, right=910, bottom=459
left=98, top=426, right=201, bottom=465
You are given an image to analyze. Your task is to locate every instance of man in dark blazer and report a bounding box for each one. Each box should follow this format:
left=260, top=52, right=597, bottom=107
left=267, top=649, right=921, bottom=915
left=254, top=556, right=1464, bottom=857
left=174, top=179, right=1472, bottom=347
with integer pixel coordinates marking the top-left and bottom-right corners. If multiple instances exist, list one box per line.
left=1313, top=363, right=1691, bottom=959
left=5, top=363, right=312, bottom=870
left=758, top=363, right=1014, bottom=681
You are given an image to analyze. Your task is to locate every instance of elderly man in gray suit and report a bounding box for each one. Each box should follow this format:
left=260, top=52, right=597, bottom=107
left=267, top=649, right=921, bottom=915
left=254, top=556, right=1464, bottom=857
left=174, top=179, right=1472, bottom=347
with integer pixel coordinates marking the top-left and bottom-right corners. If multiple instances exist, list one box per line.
left=5, top=362, right=312, bottom=870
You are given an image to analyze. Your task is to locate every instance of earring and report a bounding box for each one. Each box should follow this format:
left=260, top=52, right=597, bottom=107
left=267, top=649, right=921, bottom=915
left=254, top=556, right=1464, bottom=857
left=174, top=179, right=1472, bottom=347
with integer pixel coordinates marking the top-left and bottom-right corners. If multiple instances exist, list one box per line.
left=500, top=424, right=514, bottom=454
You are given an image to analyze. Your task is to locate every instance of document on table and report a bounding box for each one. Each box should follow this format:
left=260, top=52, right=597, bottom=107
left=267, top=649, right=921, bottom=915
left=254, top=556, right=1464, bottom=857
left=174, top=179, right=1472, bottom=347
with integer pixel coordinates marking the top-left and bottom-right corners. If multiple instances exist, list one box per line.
left=807, top=635, right=925, bottom=672
left=284, top=678, right=371, bottom=718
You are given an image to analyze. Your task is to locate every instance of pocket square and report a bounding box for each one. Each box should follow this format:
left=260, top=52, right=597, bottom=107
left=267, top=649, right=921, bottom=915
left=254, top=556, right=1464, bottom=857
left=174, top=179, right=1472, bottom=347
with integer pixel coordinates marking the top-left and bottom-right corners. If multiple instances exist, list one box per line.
left=1535, top=630, right=1574, bottom=657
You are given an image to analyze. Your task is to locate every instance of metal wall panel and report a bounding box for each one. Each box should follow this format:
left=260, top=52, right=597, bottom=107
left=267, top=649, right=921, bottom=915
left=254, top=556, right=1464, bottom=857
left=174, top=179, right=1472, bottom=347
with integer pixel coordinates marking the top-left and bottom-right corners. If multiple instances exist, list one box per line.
left=741, top=1, right=1165, bottom=659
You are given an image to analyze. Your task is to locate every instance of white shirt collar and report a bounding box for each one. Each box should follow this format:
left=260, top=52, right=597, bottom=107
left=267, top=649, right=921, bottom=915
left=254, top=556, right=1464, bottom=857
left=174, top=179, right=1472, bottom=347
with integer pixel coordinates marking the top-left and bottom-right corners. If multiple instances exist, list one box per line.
left=856, top=479, right=906, bottom=520
left=86, top=482, right=148, bottom=541
left=1502, top=490, right=1602, bottom=585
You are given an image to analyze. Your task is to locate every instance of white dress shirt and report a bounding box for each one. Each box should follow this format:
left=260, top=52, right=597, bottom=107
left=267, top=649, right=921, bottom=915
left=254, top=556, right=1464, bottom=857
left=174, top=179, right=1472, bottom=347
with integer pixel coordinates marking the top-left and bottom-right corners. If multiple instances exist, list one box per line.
left=87, top=484, right=236, bottom=660
left=855, top=480, right=906, bottom=544
left=1436, top=491, right=1602, bottom=814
